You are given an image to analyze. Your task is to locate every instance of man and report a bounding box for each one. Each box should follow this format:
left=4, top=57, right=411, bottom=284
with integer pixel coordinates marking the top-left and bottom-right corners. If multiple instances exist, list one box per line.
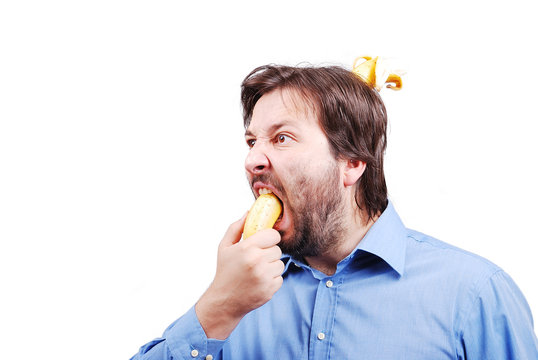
left=131, top=63, right=538, bottom=359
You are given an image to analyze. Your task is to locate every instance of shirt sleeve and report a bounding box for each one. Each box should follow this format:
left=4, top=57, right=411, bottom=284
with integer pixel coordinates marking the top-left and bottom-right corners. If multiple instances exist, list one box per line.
left=458, top=270, right=538, bottom=359
left=130, top=306, right=226, bottom=360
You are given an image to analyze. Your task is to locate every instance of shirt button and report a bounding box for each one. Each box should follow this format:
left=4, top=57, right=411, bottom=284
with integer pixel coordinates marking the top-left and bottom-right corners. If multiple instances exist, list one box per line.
left=325, top=280, right=333, bottom=288
left=190, top=349, right=199, bottom=357
left=317, top=332, right=326, bottom=340
left=205, top=356, right=213, bottom=360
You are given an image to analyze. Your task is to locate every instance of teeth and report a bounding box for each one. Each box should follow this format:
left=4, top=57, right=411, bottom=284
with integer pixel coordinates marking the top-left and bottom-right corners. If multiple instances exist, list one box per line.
left=258, top=188, right=272, bottom=195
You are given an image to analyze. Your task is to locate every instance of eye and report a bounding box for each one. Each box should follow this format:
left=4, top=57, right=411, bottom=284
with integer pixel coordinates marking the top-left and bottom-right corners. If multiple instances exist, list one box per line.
left=246, top=138, right=256, bottom=148
left=276, top=134, right=292, bottom=145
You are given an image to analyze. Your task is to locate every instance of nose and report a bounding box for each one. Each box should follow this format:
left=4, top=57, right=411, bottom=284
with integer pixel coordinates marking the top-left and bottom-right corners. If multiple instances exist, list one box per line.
left=245, top=142, right=270, bottom=176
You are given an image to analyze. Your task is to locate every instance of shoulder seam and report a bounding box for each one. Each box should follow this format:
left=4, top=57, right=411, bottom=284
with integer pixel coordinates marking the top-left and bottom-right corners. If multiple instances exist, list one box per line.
left=453, top=268, right=505, bottom=357
left=407, top=233, right=500, bottom=272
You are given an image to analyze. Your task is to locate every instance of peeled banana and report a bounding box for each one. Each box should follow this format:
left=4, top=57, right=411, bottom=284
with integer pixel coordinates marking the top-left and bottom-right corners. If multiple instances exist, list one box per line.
left=351, top=56, right=404, bottom=91
left=243, top=193, right=282, bottom=239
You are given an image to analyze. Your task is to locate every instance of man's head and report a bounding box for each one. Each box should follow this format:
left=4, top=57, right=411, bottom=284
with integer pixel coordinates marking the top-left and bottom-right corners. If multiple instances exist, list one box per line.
left=241, top=64, right=389, bottom=257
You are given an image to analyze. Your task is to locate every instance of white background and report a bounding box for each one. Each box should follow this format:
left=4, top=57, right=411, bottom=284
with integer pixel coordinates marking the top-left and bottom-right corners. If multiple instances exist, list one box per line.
left=1, top=1, right=537, bottom=359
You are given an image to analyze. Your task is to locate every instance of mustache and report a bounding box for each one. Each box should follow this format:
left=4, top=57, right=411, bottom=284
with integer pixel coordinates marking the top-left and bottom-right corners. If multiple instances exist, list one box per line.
left=250, top=173, right=286, bottom=197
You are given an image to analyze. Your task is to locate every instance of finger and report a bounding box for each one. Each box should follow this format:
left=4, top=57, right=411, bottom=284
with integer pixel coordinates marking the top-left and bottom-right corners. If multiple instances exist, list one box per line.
left=267, top=259, right=286, bottom=278
left=249, top=228, right=281, bottom=249
left=270, top=275, right=284, bottom=292
left=220, top=212, right=248, bottom=247
left=262, top=245, right=282, bottom=262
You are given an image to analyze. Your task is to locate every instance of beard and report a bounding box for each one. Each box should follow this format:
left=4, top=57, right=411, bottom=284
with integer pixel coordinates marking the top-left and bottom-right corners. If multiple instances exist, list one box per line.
left=250, top=161, right=346, bottom=259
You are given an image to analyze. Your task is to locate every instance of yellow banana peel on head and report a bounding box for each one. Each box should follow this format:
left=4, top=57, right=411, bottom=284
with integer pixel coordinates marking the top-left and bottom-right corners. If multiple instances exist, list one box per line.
left=243, top=193, right=282, bottom=239
left=352, top=56, right=404, bottom=91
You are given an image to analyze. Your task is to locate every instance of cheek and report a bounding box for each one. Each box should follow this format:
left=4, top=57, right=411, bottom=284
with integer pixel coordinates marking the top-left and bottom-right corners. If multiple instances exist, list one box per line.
left=275, top=153, right=336, bottom=194
left=280, top=171, right=309, bottom=205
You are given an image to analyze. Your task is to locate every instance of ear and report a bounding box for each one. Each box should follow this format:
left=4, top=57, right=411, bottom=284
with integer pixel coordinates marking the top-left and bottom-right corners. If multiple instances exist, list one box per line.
left=343, top=159, right=366, bottom=187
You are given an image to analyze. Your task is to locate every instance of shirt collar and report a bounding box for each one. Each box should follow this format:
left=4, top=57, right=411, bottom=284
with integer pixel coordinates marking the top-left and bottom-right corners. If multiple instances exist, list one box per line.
left=281, top=200, right=408, bottom=277
left=351, top=200, right=407, bottom=277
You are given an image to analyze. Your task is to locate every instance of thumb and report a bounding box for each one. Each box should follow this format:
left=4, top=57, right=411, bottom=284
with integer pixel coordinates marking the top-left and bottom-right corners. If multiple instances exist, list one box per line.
left=220, top=211, right=248, bottom=248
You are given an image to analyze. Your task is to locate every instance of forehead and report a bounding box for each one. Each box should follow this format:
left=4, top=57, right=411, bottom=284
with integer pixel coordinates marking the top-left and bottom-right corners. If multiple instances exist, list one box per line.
left=246, top=89, right=320, bottom=134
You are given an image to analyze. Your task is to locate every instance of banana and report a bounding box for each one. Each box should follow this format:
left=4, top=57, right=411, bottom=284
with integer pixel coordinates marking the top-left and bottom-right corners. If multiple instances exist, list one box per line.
left=352, top=56, right=377, bottom=85
left=243, top=193, right=282, bottom=239
left=351, top=56, right=404, bottom=91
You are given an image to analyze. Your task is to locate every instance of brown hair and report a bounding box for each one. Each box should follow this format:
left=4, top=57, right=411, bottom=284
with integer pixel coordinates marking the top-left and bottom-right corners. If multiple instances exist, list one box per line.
left=240, top=64, right=388, bottom=220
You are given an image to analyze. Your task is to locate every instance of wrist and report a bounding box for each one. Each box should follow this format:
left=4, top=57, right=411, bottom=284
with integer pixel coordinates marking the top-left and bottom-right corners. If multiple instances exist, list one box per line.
left=195, top=288, right=244, bottom=340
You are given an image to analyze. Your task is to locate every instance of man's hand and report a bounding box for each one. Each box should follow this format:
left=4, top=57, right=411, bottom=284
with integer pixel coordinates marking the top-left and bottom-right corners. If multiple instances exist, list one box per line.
left=195, top=213, right=284, bottom=340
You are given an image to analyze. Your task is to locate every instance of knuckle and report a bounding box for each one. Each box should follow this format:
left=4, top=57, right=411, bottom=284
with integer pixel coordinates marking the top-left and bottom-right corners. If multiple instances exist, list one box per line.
left=251, top=266, right=263, bottom=279
left=236, top=239, right=249, bottom=251
left=243, top=256, right=256, bottom=271
left=244, top=251, right=261, bottom=270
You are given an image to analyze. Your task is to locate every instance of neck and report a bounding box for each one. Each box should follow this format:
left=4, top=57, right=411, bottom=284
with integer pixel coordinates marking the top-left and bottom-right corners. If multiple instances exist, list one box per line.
left=305, top=209, right=377, bottom=276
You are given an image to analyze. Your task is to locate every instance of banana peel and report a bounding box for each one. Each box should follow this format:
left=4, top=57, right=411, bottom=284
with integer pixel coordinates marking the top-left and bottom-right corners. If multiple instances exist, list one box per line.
left=352, top=56, right=404, bottom=91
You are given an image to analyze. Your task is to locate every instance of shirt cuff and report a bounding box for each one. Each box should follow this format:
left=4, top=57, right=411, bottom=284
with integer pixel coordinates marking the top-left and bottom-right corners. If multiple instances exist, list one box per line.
left=164, top=306, right=226, bottom=359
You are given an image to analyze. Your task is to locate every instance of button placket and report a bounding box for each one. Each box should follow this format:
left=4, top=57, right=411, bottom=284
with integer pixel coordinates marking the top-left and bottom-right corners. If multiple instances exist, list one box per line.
left=309, top=277, right=339, bottom=357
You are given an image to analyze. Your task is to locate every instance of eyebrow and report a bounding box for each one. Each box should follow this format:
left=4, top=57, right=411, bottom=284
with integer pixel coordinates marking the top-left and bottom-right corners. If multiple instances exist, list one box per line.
left=245, top=120, right=294, bottom=137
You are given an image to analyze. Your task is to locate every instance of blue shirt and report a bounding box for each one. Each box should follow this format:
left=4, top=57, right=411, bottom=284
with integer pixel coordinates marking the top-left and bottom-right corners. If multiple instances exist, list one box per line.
left=131, top=201, right=538, bottom=359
